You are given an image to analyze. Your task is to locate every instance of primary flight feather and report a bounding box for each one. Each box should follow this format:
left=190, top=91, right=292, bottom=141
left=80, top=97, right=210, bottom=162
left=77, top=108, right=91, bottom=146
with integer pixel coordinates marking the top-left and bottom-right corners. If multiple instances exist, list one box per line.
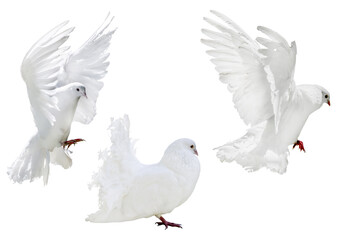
left=8, top=14, right=116, bottom=184
left=87, top=115, right=200, bottom=229
left=202, top=10, right=330, bottom=173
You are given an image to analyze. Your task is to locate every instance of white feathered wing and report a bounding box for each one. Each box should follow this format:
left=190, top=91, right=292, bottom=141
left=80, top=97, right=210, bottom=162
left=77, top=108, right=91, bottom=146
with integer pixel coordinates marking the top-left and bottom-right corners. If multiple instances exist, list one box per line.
left=9, top=21, right=74, bottom=184
left=58, top=14, right=116, bottom=124
left=202, top=11, right=297, bottom=173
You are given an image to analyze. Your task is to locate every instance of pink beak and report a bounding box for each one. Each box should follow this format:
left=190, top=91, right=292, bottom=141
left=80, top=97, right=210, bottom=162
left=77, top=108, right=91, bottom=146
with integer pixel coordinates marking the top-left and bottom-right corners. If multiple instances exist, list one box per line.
left=194, top=149, right=198, bottom=156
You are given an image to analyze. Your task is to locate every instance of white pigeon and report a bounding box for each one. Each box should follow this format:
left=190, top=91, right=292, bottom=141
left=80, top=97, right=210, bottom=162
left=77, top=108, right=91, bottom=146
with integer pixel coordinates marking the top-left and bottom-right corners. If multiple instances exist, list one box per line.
left=201, top=10, right=330, bottom=173
left=87, top=115, right=200, bottom=229
left=8, top=14, right=116, bottom=184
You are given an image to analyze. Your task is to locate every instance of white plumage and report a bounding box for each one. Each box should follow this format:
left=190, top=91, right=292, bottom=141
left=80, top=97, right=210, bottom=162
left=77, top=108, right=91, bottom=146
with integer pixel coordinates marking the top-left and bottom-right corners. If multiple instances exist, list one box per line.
left=87, top=115, right=200, bottom=229
left=8, top=14, right=116, bottom=184
left=202, top=10, right=330, bottom=173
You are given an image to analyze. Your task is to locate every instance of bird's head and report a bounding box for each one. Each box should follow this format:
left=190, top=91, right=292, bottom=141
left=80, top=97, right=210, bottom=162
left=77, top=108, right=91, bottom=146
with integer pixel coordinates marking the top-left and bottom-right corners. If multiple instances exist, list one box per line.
left=71, top=83, right=87, bottom=99
left=175, top=138, right=198, bottom=156
left=161, top=138, right=200, bottom=175
left=161, top=138, right=199, bottom=165
left=321, top=88, right=330, bottom=106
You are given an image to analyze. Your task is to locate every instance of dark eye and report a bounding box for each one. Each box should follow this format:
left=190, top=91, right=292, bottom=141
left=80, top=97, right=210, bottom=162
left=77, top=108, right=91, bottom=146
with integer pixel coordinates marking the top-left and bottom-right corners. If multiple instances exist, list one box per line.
left=325, top=94, right=328, bottom=98
left=190, top=145, right=194, bottom=149
left=76, top=88, right=80, bottom=92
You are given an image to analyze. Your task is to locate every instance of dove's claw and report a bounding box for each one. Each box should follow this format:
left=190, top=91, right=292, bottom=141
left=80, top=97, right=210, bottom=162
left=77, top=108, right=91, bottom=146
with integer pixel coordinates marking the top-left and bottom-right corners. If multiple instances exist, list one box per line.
left=155, top=216, right=182, bottom=230
left=63, top=138, right=85, bottom=149
left=293, top=140, right=305, bottom=152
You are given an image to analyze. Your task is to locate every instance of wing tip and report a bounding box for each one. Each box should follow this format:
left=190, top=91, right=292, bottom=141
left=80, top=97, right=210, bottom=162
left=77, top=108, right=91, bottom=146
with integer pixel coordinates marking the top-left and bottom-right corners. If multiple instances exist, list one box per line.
left=58, top=20, right=70, bottom=29
left=209, top=9, right=218, bottom=15
left=257, top=26, right=265, bottom=32
left=209, top=9, right=223, bottom=18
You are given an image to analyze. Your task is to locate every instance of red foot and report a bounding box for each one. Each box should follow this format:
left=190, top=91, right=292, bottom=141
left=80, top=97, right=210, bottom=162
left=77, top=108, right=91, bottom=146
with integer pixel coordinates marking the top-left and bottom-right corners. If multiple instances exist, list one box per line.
left=63, top=138, right=85, bottom=149
left=293, top=140, right=305, bottom=152
left=155, top=216, right=182, bottom=230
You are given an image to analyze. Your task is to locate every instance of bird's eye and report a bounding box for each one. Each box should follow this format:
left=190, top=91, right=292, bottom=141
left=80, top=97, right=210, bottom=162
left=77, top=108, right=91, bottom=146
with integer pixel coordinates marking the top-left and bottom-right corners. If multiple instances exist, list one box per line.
left=76, top=88, right=80, bottom=92
left=325, top=94, right=328, bottom=98
left=190, top=145, right=194, bottom=149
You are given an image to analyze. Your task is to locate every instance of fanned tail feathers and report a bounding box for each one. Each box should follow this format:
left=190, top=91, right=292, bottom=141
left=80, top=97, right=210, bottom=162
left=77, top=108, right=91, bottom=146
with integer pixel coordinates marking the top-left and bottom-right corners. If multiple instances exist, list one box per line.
left=215, top=122, right=288, bottom=174
left=8, top=134, right=50, bottom=184
left=215, top=123, right=265, bottom=165
left=87, top=115, right=141, bottom=222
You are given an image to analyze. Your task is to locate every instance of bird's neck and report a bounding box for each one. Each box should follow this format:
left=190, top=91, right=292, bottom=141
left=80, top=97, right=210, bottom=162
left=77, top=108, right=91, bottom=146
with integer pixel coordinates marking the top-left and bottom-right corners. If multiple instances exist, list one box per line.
left=160, top=152, right=200, bottom=177
left=160, top=152, right=200, bottom=199
left=296, top=85, right=323, bottom=114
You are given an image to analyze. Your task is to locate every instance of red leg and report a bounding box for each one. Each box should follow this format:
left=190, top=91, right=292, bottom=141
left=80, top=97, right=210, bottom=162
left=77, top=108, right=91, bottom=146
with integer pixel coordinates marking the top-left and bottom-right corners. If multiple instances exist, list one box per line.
left=293, top=140, right=305, bottom=152
left=155, top=216, right=182, bottom=230
left=63, top=138, right=85, bottom=149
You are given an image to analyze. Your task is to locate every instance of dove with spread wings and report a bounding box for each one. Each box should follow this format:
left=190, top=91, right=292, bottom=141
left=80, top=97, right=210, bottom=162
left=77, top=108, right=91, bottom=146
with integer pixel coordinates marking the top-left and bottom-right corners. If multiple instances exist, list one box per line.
left=202, top=11, right=330, bottom=173
left=8, top=14, right=116, bottom=184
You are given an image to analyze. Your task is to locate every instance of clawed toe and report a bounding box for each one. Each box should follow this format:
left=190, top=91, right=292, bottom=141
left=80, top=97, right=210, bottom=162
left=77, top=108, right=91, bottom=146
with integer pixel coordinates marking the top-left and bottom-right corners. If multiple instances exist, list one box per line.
left=63, top=138, right=85, bottom=149
left=155, top=216, right=182, bottom=230
left=293, top=140, right=305, bottom=152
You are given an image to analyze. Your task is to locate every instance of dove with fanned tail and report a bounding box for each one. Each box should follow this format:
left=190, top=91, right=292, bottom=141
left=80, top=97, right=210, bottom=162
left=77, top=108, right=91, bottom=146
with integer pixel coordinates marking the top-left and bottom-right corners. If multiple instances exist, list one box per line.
left=87, top=115, right=200, bottom=229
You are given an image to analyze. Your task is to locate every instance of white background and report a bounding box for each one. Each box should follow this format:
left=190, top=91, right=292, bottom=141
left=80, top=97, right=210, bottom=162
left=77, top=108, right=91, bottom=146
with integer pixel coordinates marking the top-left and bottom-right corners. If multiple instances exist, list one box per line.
left=0, top=0, right=350, bottom=239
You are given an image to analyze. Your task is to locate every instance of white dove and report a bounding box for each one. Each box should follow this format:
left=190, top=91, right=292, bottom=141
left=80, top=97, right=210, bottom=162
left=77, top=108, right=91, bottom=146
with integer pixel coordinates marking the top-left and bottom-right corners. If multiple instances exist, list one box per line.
left=201, top=10, right=330, bottom=173
left=87, top=115, right=200, bottom=229
left=8, top=14, right=116, bottom=184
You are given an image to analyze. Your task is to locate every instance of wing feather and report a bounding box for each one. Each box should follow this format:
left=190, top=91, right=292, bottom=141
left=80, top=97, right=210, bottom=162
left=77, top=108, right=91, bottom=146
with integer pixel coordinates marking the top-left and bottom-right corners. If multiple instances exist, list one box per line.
left=256, top=26, right=297, bottom=131
left=202, top=11, right=273, bottom=126
left=21, top=21, right=73, bottom=137
left=59, top=13, right=116, bottom=124
left=202, top=11, right=297, bottom=130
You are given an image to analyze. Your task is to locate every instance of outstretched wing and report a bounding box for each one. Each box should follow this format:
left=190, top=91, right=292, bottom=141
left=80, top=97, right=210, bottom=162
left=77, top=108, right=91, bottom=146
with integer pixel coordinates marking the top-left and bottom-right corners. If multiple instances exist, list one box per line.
left=88, top=115, right=143, bottom=221
left=59, top=13, right=116, bottom=124
left=202, top=11, right=297, bottom=131
left=256, top=26, right=297, bottom=131
left=201, top=10, right=273, bottom=126
left=21, top=21, right=74, bottom=137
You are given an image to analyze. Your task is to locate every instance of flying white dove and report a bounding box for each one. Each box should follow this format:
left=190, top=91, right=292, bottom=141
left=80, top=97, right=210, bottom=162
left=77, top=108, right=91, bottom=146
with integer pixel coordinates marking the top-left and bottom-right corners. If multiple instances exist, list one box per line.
left=87, top=115, right=200, bottom=229
left=8, top=14, right=116, bottom=184
left=201, top=10, right=330, bottom=173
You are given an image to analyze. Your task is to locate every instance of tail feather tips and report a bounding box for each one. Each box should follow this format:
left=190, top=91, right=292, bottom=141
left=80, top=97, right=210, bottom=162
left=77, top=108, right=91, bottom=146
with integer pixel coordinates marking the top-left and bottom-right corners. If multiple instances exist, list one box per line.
left=8, top=135, right=47, bottom=183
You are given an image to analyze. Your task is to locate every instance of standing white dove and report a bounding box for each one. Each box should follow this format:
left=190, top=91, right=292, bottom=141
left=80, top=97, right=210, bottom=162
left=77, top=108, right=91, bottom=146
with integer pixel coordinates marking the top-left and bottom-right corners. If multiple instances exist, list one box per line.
left=201, top=10, right=330, bottom=173
left=87, top=115, right=200, bottom=229
left=8, top=14, right=116, bottom=184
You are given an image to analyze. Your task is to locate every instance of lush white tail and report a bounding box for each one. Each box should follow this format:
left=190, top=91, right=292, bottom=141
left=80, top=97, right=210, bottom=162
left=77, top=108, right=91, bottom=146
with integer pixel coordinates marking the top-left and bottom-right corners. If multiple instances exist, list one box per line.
left=87, top=115, right=142, bottom=222
left=215, top=122, right=288, bottom=174
left=8, top=134, right=50, bottom=184
left=216, top=123, right=265, bottom=163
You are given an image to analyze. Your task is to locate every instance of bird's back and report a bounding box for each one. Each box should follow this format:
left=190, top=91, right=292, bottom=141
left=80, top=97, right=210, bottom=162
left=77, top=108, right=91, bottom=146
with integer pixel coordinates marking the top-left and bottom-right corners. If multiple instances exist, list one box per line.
left=89, top=159, right=199, bottom=222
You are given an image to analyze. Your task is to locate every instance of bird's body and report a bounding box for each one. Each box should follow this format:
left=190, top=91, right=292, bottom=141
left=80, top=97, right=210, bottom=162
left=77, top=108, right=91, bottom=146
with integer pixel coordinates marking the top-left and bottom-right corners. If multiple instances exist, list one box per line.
left=219, top=85, right=327, bottom=173
left=202, top=11, right=330, bottom=173
left=8, top=15, right=116, bottom=184
left=96, top=162, right=199, bottom=223
left=87, top=116, right=200, bottom=229
left=40, top=83, right=84, bottom=150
